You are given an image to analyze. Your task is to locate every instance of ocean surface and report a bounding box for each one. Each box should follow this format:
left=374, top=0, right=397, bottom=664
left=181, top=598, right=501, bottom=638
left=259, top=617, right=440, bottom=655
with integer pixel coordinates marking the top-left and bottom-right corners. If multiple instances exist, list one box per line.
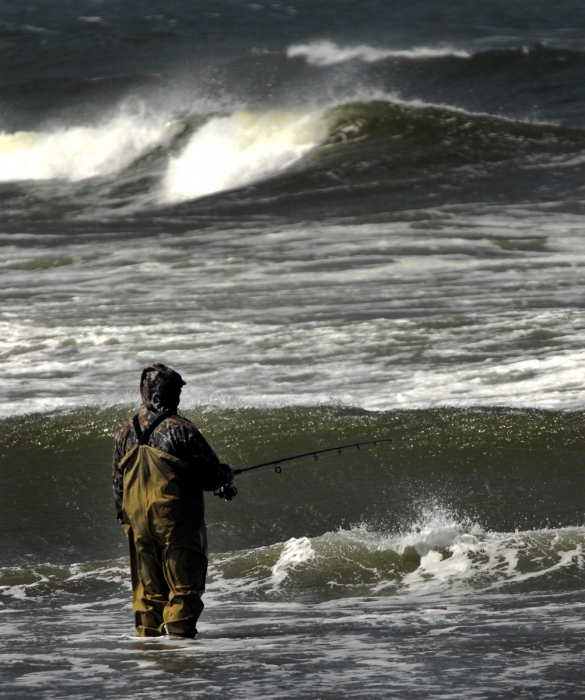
left=2, top=1, right=585, bottom=697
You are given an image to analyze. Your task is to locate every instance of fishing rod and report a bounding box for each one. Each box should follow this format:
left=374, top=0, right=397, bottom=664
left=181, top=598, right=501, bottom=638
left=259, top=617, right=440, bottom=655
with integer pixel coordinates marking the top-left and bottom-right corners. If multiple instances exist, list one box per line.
left=215, top=437, right=392, bottom=500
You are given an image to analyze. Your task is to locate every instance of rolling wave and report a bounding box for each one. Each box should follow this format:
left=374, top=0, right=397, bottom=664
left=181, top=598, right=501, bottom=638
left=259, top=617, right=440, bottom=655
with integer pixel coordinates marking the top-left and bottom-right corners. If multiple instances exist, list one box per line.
left=0, top=97, right=583, bottom=207
left=3, top=522, right=584, bottom=603
left=207, top=521, right=585, bottom=600
left=5, top=405, right=585, bottom=569
left=0, top=115, right=182, bottom=182
left=323, top=98, right=584, bottom=152
left=161, top=109, right=327, bottom=202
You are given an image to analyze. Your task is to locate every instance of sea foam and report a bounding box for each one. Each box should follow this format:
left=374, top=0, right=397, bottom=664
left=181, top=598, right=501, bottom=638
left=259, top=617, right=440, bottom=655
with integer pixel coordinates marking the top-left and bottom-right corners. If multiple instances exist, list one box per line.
left=270, top=536, right=315, bottom=587
left=161, top=109, right=326, bottom=203
left=287, top=41, right=470, bottom=66
left=0, top=116, right=178, bottom=182
left=205, top=518, right=585, bottom=601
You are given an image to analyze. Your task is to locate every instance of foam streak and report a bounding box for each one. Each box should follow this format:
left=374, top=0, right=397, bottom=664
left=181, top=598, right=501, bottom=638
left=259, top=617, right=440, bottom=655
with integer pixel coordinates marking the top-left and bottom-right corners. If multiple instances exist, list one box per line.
left=287, top=41, right=470, bottom=66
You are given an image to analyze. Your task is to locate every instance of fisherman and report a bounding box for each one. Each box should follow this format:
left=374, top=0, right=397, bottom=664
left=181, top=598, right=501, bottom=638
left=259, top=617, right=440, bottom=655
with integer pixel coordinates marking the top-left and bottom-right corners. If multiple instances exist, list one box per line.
left=111, top=363, right=234, bottom=638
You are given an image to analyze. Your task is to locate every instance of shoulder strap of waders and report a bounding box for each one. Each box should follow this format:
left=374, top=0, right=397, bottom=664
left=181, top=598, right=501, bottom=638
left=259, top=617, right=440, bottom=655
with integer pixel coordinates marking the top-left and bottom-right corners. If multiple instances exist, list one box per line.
left=132, top=409, right=173, bottom=446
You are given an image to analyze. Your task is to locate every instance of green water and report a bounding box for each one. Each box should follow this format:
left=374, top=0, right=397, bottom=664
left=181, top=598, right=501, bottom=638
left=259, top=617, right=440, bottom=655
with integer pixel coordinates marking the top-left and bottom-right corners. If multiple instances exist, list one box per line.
left=3, top=406, right=584, bottom=567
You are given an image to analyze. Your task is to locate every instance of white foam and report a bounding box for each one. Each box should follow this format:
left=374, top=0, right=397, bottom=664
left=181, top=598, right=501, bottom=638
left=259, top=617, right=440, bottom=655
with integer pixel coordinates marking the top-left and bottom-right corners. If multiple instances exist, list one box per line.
left=4, top=210, right=585, bottom=414
left=270, top=537, right=315, bottom=587
left=206, top=519, right=585, bottom=601
left=403, top=527, right=585, bottom=595
left=398, top=514, right=478, bottom=558
left=161, top=109, right=327, bottom=202
left=0, top=116, right=178, bottom=182
left=338, top=520, right=585, bottom=596
left=287, top=40, right=470, bottom=66
left=0, top=561, right=131, bottom=604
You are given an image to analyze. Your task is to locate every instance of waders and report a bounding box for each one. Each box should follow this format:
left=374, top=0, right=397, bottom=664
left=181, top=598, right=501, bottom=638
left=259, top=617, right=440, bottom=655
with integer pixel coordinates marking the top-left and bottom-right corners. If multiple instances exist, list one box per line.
left=120, top=418, right=207, bottom=638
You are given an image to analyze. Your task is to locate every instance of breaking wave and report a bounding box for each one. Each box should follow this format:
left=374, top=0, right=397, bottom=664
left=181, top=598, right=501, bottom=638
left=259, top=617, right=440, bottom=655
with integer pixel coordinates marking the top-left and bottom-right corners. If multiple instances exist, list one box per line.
left=208, top=520, right=585, bottom=600
left=0, top=115, right=182, bottom=182
left=0, top=96, right=583, bottom=207
left=4, top=519, right=584, bottom=605
left=160, top=109, right=327, bottom=202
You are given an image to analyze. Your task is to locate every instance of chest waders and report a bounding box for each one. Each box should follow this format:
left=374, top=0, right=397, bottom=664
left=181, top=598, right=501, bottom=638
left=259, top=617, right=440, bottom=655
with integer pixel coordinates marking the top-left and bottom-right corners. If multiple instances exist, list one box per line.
left=119, top=411, right=207, bottom=638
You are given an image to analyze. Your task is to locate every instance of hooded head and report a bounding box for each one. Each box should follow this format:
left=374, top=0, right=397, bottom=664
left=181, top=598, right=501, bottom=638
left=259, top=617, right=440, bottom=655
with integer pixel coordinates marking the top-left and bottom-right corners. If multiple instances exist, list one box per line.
left=140, top=363, right=186, bottom=412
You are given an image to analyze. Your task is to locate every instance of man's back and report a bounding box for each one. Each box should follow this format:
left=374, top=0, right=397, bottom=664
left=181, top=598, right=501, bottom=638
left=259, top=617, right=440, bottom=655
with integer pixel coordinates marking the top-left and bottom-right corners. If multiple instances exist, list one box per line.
left=112, top=407, right=230, bottom=523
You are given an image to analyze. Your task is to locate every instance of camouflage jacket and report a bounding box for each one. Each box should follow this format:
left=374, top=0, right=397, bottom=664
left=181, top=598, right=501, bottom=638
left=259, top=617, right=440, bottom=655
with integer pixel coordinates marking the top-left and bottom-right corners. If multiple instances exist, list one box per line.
left=112, top=408, right=231, bottom=523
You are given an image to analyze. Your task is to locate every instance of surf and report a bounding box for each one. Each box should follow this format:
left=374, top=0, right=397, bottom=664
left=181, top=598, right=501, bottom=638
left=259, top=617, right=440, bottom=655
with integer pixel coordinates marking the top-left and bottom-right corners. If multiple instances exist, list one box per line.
left=0, top=114, right=182, bottom=182
left=160, top=108, right=328, bottom=202
left=207, top=520, right=585, bottom=601
left=1, top=97, right=583, bottom=208
left=4, top=521, right=583, bottom=603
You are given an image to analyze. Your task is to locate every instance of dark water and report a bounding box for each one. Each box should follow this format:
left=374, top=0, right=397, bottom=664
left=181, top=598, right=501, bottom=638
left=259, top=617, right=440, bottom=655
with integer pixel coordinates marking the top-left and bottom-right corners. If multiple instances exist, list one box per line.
left=2, top=0, right=585, bottom=697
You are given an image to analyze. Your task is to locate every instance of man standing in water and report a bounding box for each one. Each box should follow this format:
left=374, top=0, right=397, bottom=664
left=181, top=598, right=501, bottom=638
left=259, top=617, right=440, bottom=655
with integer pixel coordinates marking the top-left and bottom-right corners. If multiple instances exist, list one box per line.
left=111, top=364, right=234, bottom=638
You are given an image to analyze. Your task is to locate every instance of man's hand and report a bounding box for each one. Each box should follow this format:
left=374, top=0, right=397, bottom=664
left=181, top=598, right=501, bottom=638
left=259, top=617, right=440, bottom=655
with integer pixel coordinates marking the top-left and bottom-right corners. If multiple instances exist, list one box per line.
left=221, top=464, right=236, bottom=482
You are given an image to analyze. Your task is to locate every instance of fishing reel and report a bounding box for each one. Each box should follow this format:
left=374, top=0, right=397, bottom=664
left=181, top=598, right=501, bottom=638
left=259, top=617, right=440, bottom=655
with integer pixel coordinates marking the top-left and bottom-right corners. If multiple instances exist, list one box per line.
left=214, top=482, right=238, bottom=501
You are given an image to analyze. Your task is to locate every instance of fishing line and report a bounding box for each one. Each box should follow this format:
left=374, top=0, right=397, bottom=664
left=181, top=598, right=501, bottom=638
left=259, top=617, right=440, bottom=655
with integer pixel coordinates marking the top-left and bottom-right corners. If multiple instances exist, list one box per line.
left=387, top=441, right=585, bottom=457
left=234, top=437, right=393, bottom=475
left=214, top=437, right=392, bottom=500
left=214, top=436, right=584, bottom=500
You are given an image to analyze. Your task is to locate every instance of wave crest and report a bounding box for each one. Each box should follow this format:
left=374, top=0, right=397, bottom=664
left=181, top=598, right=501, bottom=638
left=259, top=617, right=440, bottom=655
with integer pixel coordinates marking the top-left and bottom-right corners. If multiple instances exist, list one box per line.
left=0, top=115, right=180, bottom=182
left=2, top=523, right=584, bottom=604
left=287, top=40, right=470, bottom=66
left=207, top=519, right=585, bottom=601
left=160, top=109, right=327, bottom=203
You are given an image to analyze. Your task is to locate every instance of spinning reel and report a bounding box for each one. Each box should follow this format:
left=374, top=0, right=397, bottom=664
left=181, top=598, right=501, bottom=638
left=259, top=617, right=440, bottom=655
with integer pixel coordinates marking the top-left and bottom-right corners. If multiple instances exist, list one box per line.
left=214, top=482, right=238, bottom=501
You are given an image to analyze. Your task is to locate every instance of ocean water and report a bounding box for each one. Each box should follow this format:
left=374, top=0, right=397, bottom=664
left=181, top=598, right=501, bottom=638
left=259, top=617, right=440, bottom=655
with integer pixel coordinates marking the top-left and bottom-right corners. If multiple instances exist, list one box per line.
left=2, top=1, right=585, bottom=697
